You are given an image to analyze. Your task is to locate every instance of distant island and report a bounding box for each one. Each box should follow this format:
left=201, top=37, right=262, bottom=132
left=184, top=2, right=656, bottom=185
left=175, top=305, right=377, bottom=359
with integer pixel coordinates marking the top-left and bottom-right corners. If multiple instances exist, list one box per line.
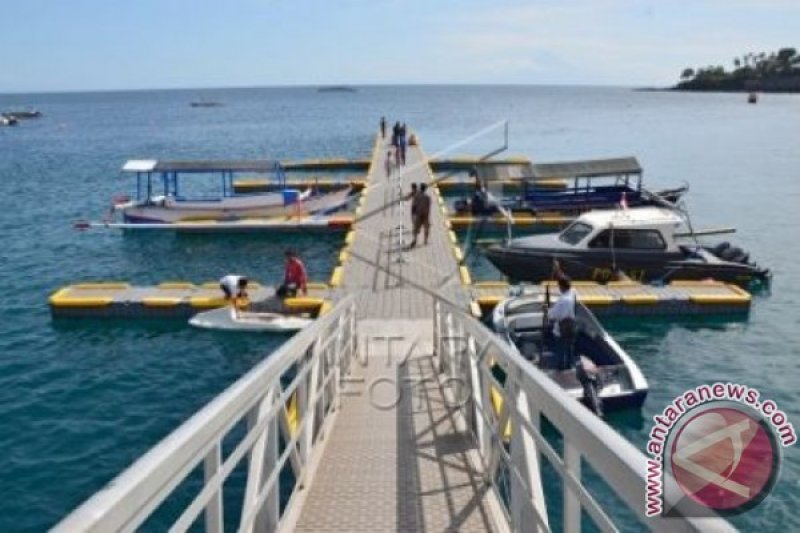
left=674, top=47, right=800, bottom=92
left=317, top=86, right=357, bottom=93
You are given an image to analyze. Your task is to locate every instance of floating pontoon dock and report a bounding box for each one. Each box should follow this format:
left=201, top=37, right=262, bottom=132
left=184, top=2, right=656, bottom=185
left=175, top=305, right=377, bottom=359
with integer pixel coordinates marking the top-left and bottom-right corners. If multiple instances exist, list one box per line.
left=49, top=282, right=331, bottom=318
left=233, top=177, right=367, bottom=194
left=56, top=132, right=734, bottom=533
left=468, top=279, right=752, bottom=317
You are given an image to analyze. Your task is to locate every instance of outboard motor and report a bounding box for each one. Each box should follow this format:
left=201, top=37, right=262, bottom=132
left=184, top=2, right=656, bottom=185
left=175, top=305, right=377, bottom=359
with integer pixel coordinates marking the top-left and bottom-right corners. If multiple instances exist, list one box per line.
left=719, top=245, right=743, bottom=261
left=576, top=355, right=603, bottom=417
left=712, top=242, right=731, bottom=257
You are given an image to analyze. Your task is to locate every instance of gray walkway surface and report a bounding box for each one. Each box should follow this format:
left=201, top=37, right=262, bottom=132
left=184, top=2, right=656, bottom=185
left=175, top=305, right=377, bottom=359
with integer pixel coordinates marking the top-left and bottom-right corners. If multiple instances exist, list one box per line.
left=294, top=137, right=500, bottom=532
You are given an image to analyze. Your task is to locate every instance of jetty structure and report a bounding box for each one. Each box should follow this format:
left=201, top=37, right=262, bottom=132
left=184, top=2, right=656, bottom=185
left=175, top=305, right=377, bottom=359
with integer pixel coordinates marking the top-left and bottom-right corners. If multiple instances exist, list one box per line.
left=55, top=131, right=735, bottom=532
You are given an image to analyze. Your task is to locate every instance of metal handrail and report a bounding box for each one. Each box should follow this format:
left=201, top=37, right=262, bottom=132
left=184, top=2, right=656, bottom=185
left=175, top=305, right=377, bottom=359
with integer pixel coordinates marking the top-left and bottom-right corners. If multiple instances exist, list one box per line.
left=434, top=298, right=734, bottom=533
left=55, top=296, right=357, bottom=533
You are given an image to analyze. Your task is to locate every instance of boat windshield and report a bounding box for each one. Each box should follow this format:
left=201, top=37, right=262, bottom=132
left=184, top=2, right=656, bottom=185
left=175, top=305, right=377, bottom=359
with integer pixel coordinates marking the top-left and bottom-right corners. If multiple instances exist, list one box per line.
left=506, top=297, right=545, bottom=315
left=558, top=221, right=593, bottom=245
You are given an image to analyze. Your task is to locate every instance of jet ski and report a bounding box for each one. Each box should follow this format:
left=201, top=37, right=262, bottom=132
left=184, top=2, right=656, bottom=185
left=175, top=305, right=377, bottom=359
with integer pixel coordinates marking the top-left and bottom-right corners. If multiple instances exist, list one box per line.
left=189, top=306, right=313, bottom=332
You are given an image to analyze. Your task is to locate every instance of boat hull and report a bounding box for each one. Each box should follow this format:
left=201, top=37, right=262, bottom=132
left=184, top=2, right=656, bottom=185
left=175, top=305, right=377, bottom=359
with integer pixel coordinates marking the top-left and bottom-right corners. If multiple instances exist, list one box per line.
left=456, top=186, right=687, bottom=215
left=484, top=245, right=765, bottom=287
left=121, top=187, right=352, bottom=224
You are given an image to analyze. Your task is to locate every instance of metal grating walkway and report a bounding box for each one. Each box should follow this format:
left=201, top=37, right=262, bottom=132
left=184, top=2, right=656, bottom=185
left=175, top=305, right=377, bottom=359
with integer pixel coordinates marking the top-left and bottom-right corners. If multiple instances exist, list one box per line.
left=293, top=138, right=501, bottom=531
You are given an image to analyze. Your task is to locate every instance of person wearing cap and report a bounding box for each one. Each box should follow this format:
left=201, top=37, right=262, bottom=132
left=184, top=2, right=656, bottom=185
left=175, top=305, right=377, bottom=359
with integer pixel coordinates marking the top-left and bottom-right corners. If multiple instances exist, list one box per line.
left=548, top=260, right=577, bottom=369
left=277, top=249, right=308, bottom=298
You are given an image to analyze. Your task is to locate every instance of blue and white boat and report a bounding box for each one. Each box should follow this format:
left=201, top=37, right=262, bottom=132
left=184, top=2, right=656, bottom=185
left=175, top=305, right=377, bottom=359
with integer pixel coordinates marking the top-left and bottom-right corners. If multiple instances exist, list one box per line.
left=455, top=156, right=687, bottom=215
left=112, top=159, right=353, bottom=224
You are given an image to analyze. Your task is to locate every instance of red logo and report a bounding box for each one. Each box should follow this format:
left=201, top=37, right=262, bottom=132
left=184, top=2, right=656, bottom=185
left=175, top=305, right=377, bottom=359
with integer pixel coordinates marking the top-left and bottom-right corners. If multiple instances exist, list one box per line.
left=668, top=405, right=779, bottom=513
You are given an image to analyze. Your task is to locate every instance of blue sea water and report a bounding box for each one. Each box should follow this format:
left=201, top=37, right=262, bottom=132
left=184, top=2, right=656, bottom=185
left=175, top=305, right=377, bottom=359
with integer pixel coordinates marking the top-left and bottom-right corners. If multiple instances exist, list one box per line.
left=0, top=86, right=798, bottom=531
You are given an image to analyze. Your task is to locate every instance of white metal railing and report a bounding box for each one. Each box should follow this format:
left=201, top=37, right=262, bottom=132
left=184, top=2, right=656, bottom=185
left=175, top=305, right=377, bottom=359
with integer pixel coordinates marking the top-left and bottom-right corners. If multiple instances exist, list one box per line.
left=433, top=299, right=734, bottom=533
left=56, top=297, right=357, bottom=533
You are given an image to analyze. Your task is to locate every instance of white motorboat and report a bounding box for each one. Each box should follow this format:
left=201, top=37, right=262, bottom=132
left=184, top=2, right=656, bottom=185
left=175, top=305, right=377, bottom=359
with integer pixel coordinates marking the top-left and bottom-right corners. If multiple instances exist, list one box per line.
left=189, top=306, right=313, bottom=332
left=492, top=292, right=649, bottom=414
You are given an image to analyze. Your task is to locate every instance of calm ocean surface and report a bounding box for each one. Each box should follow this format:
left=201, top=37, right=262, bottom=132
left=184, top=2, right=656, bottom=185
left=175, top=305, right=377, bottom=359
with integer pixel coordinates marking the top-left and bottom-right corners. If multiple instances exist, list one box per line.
left=0, top=86, right=798, bottom=531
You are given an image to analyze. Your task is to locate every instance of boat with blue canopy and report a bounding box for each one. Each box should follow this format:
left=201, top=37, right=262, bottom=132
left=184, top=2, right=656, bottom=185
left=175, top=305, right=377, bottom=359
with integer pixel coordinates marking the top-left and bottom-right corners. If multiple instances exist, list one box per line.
left=111, top=159, right=353, bottom=224
left=455, top=156, right=687, bottom=215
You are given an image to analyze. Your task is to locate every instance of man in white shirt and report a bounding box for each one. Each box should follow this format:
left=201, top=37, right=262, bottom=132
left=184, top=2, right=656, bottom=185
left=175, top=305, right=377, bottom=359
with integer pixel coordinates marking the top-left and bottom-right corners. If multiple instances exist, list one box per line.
left=548, top=262, right=577, bottom=369
left=219, top=274, right=248, bottom=301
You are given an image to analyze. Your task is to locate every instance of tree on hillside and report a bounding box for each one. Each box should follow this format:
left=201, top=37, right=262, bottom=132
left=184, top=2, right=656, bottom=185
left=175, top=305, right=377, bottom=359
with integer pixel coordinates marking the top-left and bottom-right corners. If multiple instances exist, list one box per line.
left=675, top=47, right=800, bottom=91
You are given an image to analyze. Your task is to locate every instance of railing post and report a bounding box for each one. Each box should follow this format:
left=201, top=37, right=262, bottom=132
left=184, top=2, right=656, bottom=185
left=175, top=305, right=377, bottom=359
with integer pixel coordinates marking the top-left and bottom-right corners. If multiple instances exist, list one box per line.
left=468, top=336, right=490, bottom=462
left=334, top=313, right=345, bottom=410
left=241, top=386, right=277, bottom=533
left=564, top=440, right=582, bottom=533
left=203, top=442, right=223, bottom=533
left=509, top=389, right=548, bottom=533
left=296, top=349, right=313, bottom=489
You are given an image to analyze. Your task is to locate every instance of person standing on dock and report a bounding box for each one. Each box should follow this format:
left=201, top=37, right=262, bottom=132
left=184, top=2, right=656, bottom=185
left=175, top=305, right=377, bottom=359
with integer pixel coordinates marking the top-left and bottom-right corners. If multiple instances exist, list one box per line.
left=410, top=183, right=431, bottom=247
left=399, top=123, right=408, bottom=165
left=391, top=122, right=402, bottom=168
left=408, top=182, right=418, bottom=222
left=380, top=116, right=387, bottom=139
left=385, top=149, right=393, bottom=179
left=277, top=249, right=308, bottom=298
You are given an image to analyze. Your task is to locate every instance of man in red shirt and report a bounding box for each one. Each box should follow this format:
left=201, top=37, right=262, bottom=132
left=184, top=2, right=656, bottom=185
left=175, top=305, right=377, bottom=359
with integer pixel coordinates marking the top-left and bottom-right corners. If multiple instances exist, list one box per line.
left=277, top=249, right=308, bottom=298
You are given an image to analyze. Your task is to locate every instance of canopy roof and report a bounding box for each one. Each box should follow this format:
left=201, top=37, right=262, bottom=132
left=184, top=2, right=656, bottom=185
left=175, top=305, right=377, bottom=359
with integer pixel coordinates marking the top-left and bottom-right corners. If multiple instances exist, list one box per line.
left=474, top=163, right=535, bottom=181
left=530, top=157, right=641, bottom=180
left=578, top=206, right=683, bottom=228
left=122, top=160, right=280, bottom=173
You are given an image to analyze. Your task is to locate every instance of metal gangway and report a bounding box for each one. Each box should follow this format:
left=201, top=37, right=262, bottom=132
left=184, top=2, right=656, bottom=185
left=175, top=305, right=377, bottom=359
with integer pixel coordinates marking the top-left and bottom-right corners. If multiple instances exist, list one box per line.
left=56, top=295, right=732, bottom=532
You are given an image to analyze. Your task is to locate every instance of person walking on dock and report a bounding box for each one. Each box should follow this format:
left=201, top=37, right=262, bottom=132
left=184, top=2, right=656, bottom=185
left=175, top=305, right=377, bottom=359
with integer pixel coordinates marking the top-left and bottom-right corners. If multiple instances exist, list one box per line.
left=385, top=149, right=393, bottom=179
left=408, top=182, right=418, bottom=221
left=410, top=183, right=431, bottom=247
left=380, top=116, right=387, bottom=139
left=277, top=249, right=308, bottom=298
left=392, top=122, right=402, bottom=167
left=398, top=123, right=408, bottom=165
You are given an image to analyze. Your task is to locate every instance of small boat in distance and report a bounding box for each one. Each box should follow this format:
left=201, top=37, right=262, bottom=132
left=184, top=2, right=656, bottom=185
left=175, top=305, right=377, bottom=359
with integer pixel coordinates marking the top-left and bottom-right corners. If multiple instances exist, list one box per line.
left=484, top=206, right=770, bottom=287
left=0, top=114, right=19, bottom=126
left=317, top=86, right=357, bottom=93
left=492, top=291, right=649, bottom=414
left=190, top=101, right=223, bottom=108
left=454, top=157, right=687, bottom=215
left=111, top=159, right=353, bottom=224
left=5, top=109, right=42, bottom=119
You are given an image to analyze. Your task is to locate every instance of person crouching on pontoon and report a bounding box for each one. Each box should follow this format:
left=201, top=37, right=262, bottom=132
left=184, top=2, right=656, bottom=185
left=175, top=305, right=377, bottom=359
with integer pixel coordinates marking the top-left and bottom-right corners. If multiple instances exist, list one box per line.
left=277, top=249, right=308, bottom=298
left=219, top=275, right=249, bottom=314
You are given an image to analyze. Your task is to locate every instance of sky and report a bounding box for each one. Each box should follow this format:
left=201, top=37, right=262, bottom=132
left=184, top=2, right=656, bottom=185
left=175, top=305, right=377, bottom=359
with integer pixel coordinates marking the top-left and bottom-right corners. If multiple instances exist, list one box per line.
left=1, top=0, right=798, bottom=93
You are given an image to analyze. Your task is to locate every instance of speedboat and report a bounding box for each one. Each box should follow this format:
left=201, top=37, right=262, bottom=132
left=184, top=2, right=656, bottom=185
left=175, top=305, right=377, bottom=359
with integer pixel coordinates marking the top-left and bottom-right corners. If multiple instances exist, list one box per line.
left=112, top=159, right=353, bottom=224
left=454, top=157, right=687, bottom=215
left=484, top=206, right=770, bottom=288
left=492, top=291, right=649, bottom=414
left=189, top=306, right=312, bottom=332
